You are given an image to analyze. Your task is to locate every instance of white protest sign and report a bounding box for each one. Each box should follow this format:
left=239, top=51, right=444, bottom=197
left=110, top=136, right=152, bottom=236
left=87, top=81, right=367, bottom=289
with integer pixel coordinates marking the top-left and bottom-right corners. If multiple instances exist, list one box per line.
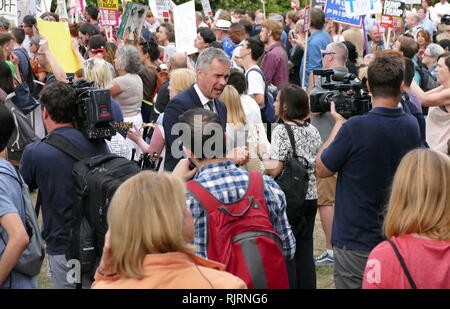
left=173, top=0, right=197, bottom=55
left=155, top=0, right=170, bottom=21
left=201, top=0, right=213, bottom=17
left=17, top=0, right=31, bottom=25
left=345, top=0, right=381, bottom=17
left=148, top=0, right=158, bottom=18
left=57, top=0, right=69, bottom=20
left=0, top=0, right=18, bottom=25
left=403, top=0, right=421, bottom=4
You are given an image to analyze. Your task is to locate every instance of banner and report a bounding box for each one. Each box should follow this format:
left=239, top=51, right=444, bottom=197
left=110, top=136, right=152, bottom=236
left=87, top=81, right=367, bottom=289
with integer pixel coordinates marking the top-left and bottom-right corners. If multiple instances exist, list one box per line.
left=324, top=0, right=362, bottom=27
left=173, top=0, right=197, bottom=55
left=201, top=0, right=212, bottom=17
left=117, top=2, right=148, bottom=40
left=98, top=0, right=119, bottom=27
left=37, top=20, right=80, bottom=73
left=380, top=0, right=404, bottom=29
left=0, top=0, right=18, bottom=25
left=304, top=6, right=311, bottom=32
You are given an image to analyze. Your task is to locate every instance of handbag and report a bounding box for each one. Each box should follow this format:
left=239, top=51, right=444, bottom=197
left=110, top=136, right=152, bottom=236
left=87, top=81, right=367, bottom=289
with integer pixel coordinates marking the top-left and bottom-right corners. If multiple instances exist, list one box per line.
left=11, top=78, right=39, bottom=115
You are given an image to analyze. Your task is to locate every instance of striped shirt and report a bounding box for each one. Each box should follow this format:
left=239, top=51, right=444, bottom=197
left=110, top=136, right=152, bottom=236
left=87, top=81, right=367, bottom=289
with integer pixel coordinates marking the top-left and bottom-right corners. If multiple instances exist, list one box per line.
left=186, top=160, right=296, bottom=260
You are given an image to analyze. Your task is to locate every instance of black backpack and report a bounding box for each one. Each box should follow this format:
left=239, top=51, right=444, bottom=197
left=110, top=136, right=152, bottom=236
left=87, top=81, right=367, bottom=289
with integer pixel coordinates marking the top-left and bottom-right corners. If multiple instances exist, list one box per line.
left=415, top=60, right=438, bottom=92
left=42, top=134, right=141, bottom=284
left=275, top=123, right=310, bottom=235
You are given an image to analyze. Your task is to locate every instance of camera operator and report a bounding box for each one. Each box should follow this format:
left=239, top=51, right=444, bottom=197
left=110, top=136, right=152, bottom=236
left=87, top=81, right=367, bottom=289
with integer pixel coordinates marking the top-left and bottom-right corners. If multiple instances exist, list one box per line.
left=315, top=53, right=422, bottom=289
left=309, top=42, right=349, bottom=266
left=19, top=82, right=109, bottom=289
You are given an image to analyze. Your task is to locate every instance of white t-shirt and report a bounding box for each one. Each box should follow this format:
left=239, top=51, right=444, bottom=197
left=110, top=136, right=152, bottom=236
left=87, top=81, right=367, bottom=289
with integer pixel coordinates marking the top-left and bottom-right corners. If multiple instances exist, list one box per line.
left=230, top=44, right=244, bottom=73
left=245, top=65, right=265, bottom=96
left=240, top=94, right=262, bottom=125
left=435, top=2, right=450, bottom=17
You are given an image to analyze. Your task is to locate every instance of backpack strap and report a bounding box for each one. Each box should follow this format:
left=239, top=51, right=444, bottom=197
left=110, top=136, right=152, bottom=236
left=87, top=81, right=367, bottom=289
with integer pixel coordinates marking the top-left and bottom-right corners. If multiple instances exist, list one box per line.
left=282, top=123, right=299, bottom=158
left=387, top=239, right=417, bottom=289
left=43, top=134, right=86, bottom=161
left=186, top=172, right=264, bottom=216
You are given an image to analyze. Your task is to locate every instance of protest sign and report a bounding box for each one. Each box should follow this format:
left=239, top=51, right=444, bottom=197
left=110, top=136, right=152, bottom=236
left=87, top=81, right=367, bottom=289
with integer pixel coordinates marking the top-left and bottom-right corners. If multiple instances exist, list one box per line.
left=37, top=20, right=80, bottom=73
left=148, top=0, right=158, bottom=18
left=380, top=0, right=404, bottom=28
left=156, top=0, right=170, bottom=21
left=201, top=0, right=212, bottom=17
left=117, top=2, right=148, bottom=40
left=291, top=0, right=300, bottom=9
left=173, top=0, right=197, bottom=55
left=17, top=0, right=30, bottom=25
left=304, top=6, right=311, bottom=33
left=98, top=0, right=119, bottom=27
left=0, top=0, right=18, bottom=25
left=344, top=0, right=382, bottom=17
left=56, top=0, right=69, bottom=20
left=324, top=0, right=362, bottom=27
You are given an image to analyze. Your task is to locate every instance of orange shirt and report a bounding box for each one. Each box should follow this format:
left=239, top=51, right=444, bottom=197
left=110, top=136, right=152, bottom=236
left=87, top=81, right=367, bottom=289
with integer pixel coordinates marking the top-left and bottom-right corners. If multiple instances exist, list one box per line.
left=92, top=252, right=247, bottom=289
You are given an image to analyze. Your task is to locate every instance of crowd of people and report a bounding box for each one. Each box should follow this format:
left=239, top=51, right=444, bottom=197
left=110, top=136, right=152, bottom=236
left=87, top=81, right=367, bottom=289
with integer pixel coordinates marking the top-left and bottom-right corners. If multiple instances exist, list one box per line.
left=0, top=1, right=449, bottom=290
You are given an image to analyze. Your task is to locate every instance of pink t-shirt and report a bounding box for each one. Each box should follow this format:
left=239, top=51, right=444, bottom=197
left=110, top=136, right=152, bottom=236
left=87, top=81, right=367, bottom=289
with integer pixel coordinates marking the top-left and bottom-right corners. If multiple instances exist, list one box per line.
left=363, top=235, right=450, bottom=289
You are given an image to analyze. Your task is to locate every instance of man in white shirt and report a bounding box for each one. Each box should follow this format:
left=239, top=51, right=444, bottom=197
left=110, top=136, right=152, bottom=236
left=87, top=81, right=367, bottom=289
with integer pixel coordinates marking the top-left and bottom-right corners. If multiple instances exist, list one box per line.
left=239, top=37, right=266, bottom=108
left=435, top=0, right=450, bottom=19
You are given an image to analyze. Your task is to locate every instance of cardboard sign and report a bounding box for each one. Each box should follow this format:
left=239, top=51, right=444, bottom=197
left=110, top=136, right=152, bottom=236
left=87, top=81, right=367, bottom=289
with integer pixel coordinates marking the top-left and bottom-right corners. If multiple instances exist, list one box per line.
left=37, top=20, right=80, bottom=73
left=201, top=0, right=212, bottom=17
left=173, top=0, right=197, bottom=55
left=325, top=0, right=362, bottom=27
left=117, top=2, right=148, bottom=40
left=0, top=0, right=18, bottom=25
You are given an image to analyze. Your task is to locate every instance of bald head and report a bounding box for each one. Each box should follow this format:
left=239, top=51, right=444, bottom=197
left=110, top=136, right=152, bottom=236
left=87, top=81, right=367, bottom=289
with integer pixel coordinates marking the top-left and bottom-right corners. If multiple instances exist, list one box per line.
left=323, top=42, right=348, bottom=68
left=169, top=52, right=188, bottom=70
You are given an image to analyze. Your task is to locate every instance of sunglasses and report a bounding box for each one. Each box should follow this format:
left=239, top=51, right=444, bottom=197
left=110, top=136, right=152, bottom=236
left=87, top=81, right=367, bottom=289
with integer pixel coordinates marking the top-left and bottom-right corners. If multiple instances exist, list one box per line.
left=321, top=51, right=336, bottom=57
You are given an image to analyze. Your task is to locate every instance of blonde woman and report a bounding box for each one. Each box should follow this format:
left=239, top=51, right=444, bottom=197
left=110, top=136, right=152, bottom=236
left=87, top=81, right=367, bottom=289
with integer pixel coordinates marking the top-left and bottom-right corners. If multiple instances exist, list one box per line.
left=92, top=172, right=247, bottom=289
left=363, top=149, right=450, bottom=289
left=127, top=69, right=196, bottom=172
left=219, top=85, right=268, bottom=173
left=83, top=58, right=130, bottom=159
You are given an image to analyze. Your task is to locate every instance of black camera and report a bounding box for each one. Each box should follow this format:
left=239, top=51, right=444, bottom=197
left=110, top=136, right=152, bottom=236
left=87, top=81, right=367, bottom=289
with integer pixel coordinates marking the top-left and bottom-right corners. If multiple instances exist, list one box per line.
left=71, top=79, right=116, bottom=140
left=310, top=69, right=371, bottom=119
left=441, top=14, right=450, bottom=25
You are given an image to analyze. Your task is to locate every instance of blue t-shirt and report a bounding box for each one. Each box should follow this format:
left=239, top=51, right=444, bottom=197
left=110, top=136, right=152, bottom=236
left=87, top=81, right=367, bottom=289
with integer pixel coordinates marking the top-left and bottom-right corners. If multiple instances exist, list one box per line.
left=0, top=159, right=36, bottom=289
left=321, top=107, right=421, bottom=251
left=222, top=37, right=236, bottom=58
left=299, top=29, right=332, bottom=88
left=20, top=127, right=108, bottom=255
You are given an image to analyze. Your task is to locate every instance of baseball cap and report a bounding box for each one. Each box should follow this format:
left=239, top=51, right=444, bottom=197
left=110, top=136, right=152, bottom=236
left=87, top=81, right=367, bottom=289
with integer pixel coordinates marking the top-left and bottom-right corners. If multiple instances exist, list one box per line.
left=214, top=19, right=231, bottom=31
left=22, top=15, right=37, bottom=26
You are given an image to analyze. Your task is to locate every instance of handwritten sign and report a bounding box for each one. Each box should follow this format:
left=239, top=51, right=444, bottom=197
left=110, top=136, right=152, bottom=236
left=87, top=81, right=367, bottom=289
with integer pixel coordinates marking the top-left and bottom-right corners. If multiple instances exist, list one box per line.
left=173, top=0, right=197, bottom=55
left=0, top=0, right=18, bottom=24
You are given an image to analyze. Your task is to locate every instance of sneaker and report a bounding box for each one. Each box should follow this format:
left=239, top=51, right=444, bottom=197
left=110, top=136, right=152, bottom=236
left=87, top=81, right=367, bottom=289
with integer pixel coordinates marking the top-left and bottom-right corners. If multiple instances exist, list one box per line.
left=315, top=251, right=334, bottom=266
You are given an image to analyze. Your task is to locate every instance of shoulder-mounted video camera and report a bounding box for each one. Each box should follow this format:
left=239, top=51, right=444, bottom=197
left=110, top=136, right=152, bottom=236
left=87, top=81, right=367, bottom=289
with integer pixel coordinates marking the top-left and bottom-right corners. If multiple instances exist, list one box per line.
left=70, top=79, right=116, bottom=140
left=310, top=69, right=372, bottom=119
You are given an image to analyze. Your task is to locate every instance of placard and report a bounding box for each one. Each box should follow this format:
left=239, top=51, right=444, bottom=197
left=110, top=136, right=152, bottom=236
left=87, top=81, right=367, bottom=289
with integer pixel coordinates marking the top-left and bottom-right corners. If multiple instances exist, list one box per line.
left=380, top=0, right=404, bottom=29
left=173, top=0, right=197, bottom=55
left=56, top=0, right=69, bottom=20
left=98, top=0, right=119, bottom=27
left=304, top=6, right=311, bottom=32
left=117, top=2, right=148, bottom=40
left=291, top=0, right=300, bottom=9
left=17, top=0, right=30, bottom=25
left=156, top=0, right=170, bottom=21
left=324, top=0, right=363, bottom=27
left=345, top=0, right=382, bottom=17
left=201, top=0, right=212, bottom=17
left=36, top=20, right=81, bottom=73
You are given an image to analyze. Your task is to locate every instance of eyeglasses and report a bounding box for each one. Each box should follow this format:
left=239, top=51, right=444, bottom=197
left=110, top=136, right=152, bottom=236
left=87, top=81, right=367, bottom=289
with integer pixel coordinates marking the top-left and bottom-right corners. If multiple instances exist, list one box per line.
left=321, top=51, right=336, bottom=57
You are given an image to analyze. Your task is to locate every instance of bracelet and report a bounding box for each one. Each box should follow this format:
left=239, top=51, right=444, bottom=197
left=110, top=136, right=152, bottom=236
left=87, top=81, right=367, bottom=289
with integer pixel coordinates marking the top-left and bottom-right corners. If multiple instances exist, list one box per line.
left=258, top=152, right=269, bottom=160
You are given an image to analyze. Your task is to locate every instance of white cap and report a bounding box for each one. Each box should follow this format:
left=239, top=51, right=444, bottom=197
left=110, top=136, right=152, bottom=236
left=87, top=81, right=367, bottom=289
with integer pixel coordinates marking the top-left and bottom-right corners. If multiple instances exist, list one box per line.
left=214, top=19, right=231, bottom=31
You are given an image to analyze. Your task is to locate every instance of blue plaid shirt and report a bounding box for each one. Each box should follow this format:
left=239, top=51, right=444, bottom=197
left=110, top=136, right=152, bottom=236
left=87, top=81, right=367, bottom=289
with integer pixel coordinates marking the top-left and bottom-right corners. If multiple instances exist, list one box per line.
left=186, top=160, right=296, bottom=260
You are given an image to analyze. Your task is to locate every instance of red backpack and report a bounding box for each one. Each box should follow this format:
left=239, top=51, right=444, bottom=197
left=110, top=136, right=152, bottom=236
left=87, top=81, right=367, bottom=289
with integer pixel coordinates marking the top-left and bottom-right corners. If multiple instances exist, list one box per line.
left=187, top=171, right=289, bottom=289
